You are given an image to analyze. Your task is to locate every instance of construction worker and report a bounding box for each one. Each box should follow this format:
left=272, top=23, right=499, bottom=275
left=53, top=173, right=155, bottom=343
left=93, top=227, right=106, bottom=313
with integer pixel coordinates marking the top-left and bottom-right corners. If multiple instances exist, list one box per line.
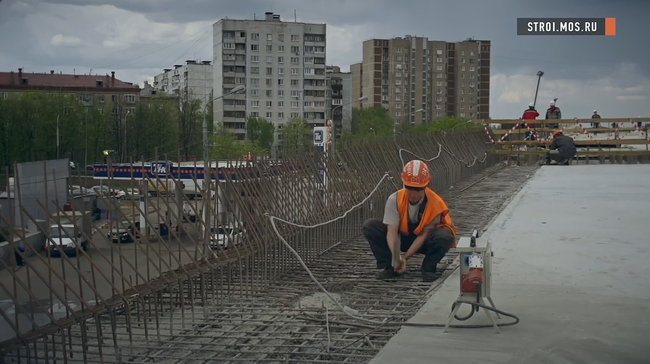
left=545, top=100, right=561, bottom=129
left=544, top=130, right=576, bottom=165
left=521, top=102, right=540, bottom=141
left=362, top=160, right=456, bottom=282
left=591, top=110, right=601, bottom=134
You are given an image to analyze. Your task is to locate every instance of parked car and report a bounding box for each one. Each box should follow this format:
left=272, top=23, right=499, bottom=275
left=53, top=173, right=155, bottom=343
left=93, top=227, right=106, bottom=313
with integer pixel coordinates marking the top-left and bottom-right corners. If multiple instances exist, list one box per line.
left=108, top=221, right=140, bottom=243
left=70, top=185, right=97, bottom=197
left=125, top=188, right=140, bottom=197
left=210, top=224, right=244, bottom=249
left=92, top=185, right=126, bottom=199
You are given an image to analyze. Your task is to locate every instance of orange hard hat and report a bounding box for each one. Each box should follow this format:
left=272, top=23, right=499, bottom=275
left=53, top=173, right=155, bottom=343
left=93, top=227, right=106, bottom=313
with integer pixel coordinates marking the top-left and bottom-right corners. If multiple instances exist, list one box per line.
left=552, top=130, right=563, bottom=138
left=401, top=160, right=431, bottom=188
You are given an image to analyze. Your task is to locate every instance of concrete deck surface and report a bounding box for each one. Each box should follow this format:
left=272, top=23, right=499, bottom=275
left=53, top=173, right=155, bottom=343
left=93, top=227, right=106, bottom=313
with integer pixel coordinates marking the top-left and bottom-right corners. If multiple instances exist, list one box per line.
left=371, top=165, right=650, bottom=364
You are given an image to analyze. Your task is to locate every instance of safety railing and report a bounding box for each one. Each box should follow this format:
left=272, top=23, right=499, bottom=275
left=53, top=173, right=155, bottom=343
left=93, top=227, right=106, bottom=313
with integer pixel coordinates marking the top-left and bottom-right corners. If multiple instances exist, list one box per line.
left=478, top=117, right=650, bottom=164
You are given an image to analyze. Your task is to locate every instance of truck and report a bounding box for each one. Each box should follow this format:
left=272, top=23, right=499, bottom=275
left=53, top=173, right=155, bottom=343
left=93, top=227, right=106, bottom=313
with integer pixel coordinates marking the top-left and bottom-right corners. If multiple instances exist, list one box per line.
left=147, top=180, right=176, bottom=197
left=45, top=211, right=92, bottom=257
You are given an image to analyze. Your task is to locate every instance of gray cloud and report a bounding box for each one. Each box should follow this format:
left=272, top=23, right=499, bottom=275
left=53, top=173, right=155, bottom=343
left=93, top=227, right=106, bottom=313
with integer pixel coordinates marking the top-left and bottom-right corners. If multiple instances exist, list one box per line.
left=19, top=0, right=648, bottom=78
left=0, top=0, right=648, bottom=117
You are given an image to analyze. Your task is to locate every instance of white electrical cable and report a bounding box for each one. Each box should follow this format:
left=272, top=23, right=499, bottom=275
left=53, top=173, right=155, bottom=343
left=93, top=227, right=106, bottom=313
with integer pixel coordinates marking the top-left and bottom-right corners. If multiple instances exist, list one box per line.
left=266, top=143, right=489, bottom=325
left=266, top=173, right=393, bottom=325
left=398, top=143, right=443, bottom=165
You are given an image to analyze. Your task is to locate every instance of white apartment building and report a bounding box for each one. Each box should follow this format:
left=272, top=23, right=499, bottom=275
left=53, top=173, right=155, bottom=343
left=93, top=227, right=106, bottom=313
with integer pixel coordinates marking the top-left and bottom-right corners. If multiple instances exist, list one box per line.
left=153, top=60, right=213, bottom=108
left=213, top=12, right=327, bottom=141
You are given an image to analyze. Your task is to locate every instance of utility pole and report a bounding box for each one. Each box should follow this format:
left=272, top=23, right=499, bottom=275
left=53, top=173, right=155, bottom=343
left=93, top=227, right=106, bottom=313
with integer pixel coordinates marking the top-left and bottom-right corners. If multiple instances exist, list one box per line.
left=123, top=110, right=131, bottom=163
left=56, top=114, right=60, bottom=159
left=202, top=100, right=211, bottom=258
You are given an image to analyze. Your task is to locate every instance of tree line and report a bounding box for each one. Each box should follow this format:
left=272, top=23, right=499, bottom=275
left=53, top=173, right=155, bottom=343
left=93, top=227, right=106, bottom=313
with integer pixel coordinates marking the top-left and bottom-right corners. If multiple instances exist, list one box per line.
left=0, top=91, right=207, bottom=169
left=0, top=91, right=477, bottom=170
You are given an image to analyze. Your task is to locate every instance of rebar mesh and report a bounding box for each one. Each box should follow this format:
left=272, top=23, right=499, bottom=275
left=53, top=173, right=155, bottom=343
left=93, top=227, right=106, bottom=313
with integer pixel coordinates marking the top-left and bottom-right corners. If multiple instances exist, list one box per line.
left=1, top=130, right=529, bottom=362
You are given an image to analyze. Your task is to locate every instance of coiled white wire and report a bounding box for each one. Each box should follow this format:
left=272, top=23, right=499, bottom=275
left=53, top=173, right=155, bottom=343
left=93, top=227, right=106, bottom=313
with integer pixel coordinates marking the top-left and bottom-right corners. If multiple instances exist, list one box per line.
left=265, top=140, right=488, bottom=324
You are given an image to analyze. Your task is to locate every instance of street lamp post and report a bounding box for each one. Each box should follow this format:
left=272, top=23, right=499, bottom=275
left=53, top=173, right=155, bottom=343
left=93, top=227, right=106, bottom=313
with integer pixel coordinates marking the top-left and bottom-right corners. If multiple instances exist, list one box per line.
left=330, top=95, right=367, bottom=160
left=201, top=84, right=245, bottom=256
left=123, top=110, right=131, bottom=163
left=56, top=114, right=60, bottom=160
left=533, top=70, right=544, bottom=108
left=394, top=108, right=424, bottom=141
left=451, top=119, right=475, bottom=132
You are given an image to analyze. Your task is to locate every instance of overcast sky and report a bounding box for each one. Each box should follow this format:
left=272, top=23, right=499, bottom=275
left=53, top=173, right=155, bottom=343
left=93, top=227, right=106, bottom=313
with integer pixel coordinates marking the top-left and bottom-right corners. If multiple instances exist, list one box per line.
left=0, top=0, right=648, bottom=119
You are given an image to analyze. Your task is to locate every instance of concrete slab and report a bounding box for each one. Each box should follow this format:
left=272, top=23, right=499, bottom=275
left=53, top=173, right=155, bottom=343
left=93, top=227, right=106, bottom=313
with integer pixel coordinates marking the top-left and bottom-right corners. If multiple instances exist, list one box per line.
left=371, top=165, right=650, bottom=364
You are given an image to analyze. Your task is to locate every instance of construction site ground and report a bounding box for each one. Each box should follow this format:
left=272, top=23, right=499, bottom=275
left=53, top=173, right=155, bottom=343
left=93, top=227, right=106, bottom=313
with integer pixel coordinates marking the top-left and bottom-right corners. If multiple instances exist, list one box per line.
left=7, top=162, right=538, bottom=363
left=371, top=164, right=650, bottom=364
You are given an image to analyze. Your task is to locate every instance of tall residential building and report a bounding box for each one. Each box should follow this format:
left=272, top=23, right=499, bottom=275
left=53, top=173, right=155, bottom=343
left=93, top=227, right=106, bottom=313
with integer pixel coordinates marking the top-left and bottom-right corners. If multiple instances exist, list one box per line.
left=350, top=36, right=491, bottom=124
left=326, top=65, right=353, bottom=135
left=153, top=60, right=213, bottom=107
left=213, top=12, right=327, bottom=141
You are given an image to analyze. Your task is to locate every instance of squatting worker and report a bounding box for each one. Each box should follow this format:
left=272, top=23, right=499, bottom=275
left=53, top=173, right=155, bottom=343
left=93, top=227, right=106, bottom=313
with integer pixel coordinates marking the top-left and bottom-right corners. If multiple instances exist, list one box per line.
left=362, top=159, right=456, bottom=282
left=544, top=130, right=576, bottom=165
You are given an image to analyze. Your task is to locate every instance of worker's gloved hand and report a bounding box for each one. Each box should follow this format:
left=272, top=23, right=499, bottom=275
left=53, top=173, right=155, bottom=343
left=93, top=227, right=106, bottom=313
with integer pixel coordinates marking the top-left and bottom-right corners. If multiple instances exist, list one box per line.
left=394, top=256, right=407, bottom=274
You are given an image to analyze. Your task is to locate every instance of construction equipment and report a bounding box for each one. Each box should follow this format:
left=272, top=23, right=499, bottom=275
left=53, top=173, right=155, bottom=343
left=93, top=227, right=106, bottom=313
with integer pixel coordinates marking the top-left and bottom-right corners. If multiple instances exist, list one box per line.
left=444, top=229, right=503, bottom=333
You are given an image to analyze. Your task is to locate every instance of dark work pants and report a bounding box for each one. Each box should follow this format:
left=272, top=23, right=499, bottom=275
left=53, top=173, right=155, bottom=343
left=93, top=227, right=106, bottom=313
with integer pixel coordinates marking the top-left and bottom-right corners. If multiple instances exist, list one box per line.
left=545, top=150, right=572, bottom=164
left=362, top=218, right=454, bottom=273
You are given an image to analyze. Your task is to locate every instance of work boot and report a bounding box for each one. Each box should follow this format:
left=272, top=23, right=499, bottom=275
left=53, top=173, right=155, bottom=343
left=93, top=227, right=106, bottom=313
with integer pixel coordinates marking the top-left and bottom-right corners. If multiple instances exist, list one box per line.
left=376, top=268, right=399, bottom=280
left=558, top=158, right=570, bottom=165
left=421, top=271, right=439, bottom=282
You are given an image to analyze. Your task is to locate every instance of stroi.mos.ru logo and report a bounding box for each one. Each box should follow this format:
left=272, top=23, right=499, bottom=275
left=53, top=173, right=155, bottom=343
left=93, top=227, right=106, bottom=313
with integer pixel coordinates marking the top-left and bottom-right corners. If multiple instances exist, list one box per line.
left=517, top=18, right=616, bottom=36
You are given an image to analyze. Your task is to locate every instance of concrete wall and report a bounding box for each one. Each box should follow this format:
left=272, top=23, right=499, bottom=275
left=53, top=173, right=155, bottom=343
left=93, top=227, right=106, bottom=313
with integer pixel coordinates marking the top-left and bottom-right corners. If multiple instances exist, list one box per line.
left=14, top=159, right=70, bottom=229
left=0, top=230, right=45, bottom=271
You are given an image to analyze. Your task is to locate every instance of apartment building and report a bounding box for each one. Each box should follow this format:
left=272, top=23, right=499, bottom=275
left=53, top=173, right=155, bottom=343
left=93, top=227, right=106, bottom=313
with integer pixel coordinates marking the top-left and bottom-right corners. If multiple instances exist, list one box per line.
left=326, top=65, right=353, bottom=135
left=213, top=12, right=327, bottom=140
left=350, top=36, right=491, bottom=124
left=0, top=68, right=141, bottom=113
left=153, top=60, right=213, bottom=107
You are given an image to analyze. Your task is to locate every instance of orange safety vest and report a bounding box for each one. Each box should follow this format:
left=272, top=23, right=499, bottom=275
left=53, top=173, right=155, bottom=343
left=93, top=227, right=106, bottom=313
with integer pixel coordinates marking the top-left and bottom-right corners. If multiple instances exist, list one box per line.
left=396, top=187, right=457, bottom=247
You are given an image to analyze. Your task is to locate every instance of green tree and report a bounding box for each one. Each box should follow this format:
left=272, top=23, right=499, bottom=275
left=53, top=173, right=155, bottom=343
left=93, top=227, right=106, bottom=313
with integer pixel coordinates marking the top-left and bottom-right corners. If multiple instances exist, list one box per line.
left=178, top=97, right=203, bottom=161
left=209, top=124, right=264, bottom=160
left=246, top=116, right=275, bottom=154
left=280, top=118, right=312, bottom=157
left=350, top=106, right=394, bottom=139
left=403, top=116, right=478, bottom=134
left=204, top=91, right=214, bottom=135
left=85, top=105, right=113, bottom=165
left=128, top=95, right=179, bottom=160
left=0, top=92, right=91, bottom=166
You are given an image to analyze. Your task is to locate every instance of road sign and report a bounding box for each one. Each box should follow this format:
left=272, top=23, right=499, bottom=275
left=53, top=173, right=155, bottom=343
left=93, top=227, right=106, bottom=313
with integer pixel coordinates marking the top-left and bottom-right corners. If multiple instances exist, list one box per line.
left=314, top=129, right=324, bottom=144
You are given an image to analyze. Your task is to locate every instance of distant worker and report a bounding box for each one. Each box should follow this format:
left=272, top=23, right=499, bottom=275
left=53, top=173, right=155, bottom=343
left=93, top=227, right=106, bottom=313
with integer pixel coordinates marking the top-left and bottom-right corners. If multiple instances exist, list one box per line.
left=591, top=110, right=601, bottom=129
left=544, top=130, right=576, bottom=165
left=363, top=160, right=456, bottom=282
left=545, top=100, right=561, bottom=129
left=521, top=102, right=540, bottom=140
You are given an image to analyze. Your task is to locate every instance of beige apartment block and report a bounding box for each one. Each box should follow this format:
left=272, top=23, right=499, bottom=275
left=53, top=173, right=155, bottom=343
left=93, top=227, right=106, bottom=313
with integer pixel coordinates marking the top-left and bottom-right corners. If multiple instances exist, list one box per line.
left=350, top=35, right=491, bottom=125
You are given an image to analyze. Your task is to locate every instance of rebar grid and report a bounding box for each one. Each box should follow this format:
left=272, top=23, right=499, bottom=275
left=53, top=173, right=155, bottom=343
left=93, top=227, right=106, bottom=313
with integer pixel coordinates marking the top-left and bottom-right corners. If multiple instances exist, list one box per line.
left=3, top=163, right=536, bottom=363
left=0, top=131, right=515, bottom=362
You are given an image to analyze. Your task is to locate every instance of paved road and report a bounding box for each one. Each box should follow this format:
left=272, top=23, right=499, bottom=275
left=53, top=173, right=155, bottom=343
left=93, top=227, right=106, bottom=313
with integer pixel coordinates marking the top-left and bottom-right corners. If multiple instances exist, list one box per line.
left=0, top=221, right=208, bottom=343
